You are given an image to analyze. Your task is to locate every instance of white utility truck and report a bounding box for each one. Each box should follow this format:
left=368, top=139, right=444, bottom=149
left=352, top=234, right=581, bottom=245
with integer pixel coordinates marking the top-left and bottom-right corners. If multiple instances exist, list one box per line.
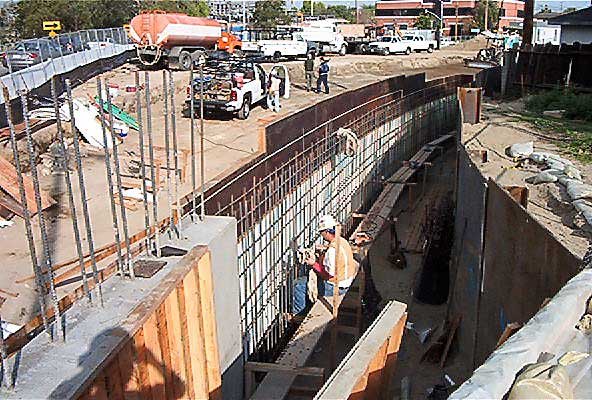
left=243, top=32, right=309, bottom=61
left=288, top=20, right=348, bottom=56
left=401, top=34, right=436, bottom=53
left=368, top=36, right=412, bottom=55
left=184, top=57, right=289, bottom=120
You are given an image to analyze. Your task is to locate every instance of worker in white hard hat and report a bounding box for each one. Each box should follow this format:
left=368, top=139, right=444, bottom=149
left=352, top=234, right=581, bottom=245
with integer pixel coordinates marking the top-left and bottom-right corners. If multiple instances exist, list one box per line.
left=292, top=214, right=358, bottom=315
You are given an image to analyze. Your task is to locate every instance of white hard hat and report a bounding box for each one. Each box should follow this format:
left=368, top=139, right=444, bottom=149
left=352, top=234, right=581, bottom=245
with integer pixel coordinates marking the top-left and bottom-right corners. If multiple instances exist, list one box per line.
left=318, top=214, right=337, bottom=232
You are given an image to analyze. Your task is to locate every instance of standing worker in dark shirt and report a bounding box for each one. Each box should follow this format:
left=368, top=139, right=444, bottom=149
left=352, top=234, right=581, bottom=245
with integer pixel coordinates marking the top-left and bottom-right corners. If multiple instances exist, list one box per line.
left=304, top=52, right=315, bottom=92
left=316, top=57, right=330, bottom=94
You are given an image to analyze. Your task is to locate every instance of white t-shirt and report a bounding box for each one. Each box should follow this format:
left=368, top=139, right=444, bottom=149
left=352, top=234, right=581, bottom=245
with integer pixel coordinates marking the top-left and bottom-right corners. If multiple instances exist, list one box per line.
left=270, top=76, right=281, bottom=93
left=323, top=247, right=354, bottom=288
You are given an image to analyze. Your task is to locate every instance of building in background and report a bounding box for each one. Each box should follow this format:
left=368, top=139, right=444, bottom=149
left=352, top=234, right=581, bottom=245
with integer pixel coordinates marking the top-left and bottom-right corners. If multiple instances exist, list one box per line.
left=548, top=6, right=592, bottom=44
left=375, top=0, right=524, bottom=36
left=533, top=10, right=561, bottom=44
left=208, top=0, right=257, bottom=23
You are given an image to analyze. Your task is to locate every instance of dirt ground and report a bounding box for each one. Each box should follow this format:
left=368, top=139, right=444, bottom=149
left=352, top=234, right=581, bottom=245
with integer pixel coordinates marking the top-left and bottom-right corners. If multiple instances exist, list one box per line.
left=0, top=47, right=478, bottom=326
left=462, top=100, right=591, bottom=259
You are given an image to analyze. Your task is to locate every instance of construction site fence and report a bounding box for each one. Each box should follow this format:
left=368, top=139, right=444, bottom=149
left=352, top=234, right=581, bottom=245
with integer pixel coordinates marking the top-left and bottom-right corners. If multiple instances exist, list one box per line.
left=449, top=146, right=582, bottom=379
left=0, top=27, right=133, bottom=103
left=503, top=42, right=592, bottom=93
left=200, top=72, right=475, bottom=359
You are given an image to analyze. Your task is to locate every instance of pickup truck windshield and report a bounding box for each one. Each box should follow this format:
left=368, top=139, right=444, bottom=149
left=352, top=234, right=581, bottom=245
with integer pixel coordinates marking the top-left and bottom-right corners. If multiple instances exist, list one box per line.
left=403, top=36, right=420, bottom=40
left=380, top=37, right=392, bottom=42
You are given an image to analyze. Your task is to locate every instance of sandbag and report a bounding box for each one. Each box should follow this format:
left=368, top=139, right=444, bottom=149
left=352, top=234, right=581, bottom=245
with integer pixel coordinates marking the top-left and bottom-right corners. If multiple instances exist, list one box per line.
left=508, top=141, right=534, bottom=158
left=566, top=181, right=592, bottom=200
left=527, top=169, right=563, bottom=184
left=572, top=200, right=592, bottom=226
left=507, top=352, right=588, bottom=400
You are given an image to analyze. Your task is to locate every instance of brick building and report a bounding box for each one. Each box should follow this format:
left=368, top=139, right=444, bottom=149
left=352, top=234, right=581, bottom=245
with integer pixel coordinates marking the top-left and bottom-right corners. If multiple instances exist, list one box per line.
left=375, top=0, right=525, bottom=36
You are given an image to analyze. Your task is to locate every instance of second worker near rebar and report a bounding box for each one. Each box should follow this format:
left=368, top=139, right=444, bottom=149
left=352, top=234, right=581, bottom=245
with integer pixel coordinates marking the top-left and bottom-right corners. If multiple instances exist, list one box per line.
left=292, top=215, right=357, bottom=315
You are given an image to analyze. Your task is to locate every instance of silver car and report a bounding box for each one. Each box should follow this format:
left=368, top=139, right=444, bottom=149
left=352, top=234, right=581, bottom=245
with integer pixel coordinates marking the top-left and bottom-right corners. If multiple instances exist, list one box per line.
left=2, top=39, right=62, bottom=71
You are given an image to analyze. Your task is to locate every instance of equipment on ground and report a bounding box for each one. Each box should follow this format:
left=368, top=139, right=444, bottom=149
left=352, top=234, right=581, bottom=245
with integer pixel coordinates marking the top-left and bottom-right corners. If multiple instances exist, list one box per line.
left=463, top=31, right=505, bottom=68
left=129, top=10, right=242, bottom=70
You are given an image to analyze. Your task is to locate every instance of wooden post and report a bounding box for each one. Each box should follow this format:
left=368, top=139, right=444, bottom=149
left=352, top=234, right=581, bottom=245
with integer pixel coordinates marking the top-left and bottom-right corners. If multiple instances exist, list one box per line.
left=330, top=224, right=344, bottom=371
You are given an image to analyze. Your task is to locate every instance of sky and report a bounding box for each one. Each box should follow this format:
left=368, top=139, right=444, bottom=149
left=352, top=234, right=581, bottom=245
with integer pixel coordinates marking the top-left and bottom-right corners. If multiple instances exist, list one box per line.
left=286, top=0, right=591, bottom=12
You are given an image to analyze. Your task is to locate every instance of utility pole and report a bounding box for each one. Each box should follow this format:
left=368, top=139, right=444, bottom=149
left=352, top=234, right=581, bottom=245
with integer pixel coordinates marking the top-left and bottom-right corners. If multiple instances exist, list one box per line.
left=484, top=0, right=489, bottom=31
left=434, top=0, right=443, bottom=50
left=311, top=0, right=314, bottom=17
left=522, top=0, right=534, bottom=45
left=455, top=3, right=459, bottom=41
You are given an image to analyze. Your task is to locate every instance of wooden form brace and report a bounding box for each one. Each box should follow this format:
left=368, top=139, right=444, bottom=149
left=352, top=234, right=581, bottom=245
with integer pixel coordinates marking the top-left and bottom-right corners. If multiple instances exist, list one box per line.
left=75, top=246, right=222, bottom=400
left=314, top=300, right=407, bottom=400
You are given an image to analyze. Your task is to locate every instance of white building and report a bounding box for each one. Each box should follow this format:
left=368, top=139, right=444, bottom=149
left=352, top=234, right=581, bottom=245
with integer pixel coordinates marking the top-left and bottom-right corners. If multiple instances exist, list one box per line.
left=548, top=6, right=592, bottom=45
left=533, top=20, right=561, bottom=45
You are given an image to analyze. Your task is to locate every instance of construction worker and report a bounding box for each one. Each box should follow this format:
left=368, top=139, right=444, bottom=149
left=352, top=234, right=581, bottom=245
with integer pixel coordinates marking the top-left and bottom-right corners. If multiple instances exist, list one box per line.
left=304, top=51, right=315, bottom=92
left=316, top=57, right=330, bottom=95
left=267, top=71, right=281, bottom=113
left=292, top=214, right=357, bottom=315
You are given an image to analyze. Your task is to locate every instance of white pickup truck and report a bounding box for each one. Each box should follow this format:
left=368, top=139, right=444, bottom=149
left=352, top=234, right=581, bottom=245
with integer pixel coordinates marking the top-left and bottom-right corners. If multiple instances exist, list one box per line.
left=368, top=36, right=411, bottom=55
left=243, top=33, right=309, bottom=61
left=368, top=35, right=436, bottom=55
left=401, top=35, right=436, bottom=53
left=184, top=58, right=289, bottom=120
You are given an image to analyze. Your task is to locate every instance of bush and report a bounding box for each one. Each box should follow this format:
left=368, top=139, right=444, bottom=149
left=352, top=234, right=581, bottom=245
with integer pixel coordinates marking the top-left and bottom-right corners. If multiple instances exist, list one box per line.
left=525, top=89, right=592, bottom=122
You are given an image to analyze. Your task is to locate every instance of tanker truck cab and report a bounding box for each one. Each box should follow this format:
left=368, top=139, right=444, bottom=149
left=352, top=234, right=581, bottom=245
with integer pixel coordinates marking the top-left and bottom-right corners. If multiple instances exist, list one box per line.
left=184, top=58, right=289, bottom=120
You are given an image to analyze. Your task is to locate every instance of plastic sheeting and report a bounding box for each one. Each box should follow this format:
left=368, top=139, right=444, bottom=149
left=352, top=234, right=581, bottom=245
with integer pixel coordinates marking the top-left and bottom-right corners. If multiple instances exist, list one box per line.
left=451, top=268, right=592, bottom=399
left=0, top=43, right=132, bottom=103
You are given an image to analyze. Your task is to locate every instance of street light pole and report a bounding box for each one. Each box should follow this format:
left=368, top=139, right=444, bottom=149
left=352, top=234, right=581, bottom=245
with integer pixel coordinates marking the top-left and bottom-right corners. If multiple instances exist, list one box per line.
left=484, top=0, right=489, bottom=31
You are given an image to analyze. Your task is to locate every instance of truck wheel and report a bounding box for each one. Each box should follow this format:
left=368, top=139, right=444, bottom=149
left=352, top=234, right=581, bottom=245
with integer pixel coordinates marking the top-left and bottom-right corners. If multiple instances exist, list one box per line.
left=405, top=47, right=412, bottom=55
left=273, top=51, right=282, bottom=62
left=238, top=95, right=251, bottom=120
left=427, top=46, right=434, bottom=53
left=339, top=44, right=347, bottom=56
left=382, top=48, right=390, bottom=56
left=179, top=51, right=193, bottom=70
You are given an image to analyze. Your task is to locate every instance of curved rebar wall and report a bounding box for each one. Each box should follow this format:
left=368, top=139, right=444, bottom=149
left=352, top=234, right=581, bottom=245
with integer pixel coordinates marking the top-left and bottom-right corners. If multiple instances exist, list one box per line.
left=203, top=73, right=473, bottom=358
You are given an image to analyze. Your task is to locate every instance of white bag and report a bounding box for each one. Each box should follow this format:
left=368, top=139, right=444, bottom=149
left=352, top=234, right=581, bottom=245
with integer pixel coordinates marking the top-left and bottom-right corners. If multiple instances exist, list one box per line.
left=508, top=141, right=534, bottom=158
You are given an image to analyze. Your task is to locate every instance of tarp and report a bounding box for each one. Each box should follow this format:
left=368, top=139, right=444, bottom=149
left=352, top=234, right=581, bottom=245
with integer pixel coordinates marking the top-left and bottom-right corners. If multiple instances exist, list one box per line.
left=0, top=43, right=133, bottom=103
left=451, top=268, right=592, bottom=399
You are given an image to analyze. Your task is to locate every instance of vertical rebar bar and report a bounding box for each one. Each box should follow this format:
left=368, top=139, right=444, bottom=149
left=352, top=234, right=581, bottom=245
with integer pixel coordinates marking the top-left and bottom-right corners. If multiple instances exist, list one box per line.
left=135, top=71, right=152, bottom=256
left=64, top=79, right=103, bottom=306
left=50, top=78, right=90, bottom=303
left=162, top=71, right=175, bottom=237
left=96, top=78, right=125, bottom=277
left=199, top=64, right=206, bottom=220
left=0, top=312, right=13, bottom=389
left=189, top=69, right=197, bottom=219
left=20, top=90, right=63, bottom=341
left=1, top=86, right=51, bottom=339
left=144, top=72, right=160, bottom=257
left=105, top=78, right=134, bottom=279
left=168, top=70, right=182, bottom=235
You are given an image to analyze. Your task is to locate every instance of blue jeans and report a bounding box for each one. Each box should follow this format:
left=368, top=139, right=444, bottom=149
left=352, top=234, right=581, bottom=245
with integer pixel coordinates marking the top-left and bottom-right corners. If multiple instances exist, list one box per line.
left=266, top=92, right=280, bottom=112
left=292, top=276, right=348, bottom=316
left=316, top=74, right=329, bottom=94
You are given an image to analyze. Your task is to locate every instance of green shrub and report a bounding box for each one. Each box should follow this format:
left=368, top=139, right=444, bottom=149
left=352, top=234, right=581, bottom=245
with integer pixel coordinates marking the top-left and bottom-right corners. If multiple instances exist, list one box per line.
left=525, top=89, right=592, bottom=122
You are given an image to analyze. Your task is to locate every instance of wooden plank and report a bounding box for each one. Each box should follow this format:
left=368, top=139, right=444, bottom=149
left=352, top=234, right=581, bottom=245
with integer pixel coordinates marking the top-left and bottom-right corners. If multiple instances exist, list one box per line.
left=196, top=252, right=222, bottom=399
left=183, top=265, right=209, bottom=399
left=379, top=314, right=407, bottom=400
left=0, top=188, right=26, bottom=218
left=132, top=328, right=152, bottom=400
left=155, top=303, right=174, bottom=400
left=439, top=315, right=462, bottom=368
left=104, top=358, right=125, bottom=400
left=176, top=282, right=195, bottom=399
left=0, top=155, right=55, bottom=214
left=143, top=314, right=166, bottom=400
left=315, top=301, right=407, bottom=400
left=117, top=340, right=141, bottom=400
left=164, top=287, right=189, bottom=399
left=245, top=362, right=325, bottom=377
left=87, top=371, right=109, bottom=400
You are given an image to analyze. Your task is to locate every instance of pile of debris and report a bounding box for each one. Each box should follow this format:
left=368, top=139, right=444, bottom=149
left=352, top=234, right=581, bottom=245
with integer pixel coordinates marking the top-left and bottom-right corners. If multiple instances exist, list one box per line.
left=508, top=141, right=592, bottom=228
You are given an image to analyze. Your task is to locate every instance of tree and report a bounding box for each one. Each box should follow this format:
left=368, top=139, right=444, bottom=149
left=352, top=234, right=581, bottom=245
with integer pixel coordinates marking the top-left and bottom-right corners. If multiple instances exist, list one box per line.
left=414, top=12, right=434, bottom=29
left=327, top=5, right=355, bottom=22
left=139, top=0, right=210, bottom=17
left=253, top=0, right=289, bottom=28
left=472, top=0, right=500, bottom=31
left=301, top=1, right=327, bottom=16
left=359, top=4, right=375, bottom=25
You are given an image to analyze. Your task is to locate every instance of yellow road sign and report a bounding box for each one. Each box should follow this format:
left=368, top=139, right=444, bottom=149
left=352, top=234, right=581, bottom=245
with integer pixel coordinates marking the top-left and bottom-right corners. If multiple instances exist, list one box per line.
left=43, top=21, right=62, bottom=31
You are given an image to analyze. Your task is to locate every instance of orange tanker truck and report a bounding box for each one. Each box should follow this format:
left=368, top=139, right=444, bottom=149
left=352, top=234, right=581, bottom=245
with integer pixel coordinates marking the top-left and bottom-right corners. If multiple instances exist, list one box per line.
left=129, top=10, right=242, bottom=70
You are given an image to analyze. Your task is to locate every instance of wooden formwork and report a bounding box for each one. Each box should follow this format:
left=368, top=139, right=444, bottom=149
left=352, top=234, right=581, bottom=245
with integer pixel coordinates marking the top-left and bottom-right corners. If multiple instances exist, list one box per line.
left=314, top=300, right=407, bottom=400
left=76, top=246, right=222, bottom=400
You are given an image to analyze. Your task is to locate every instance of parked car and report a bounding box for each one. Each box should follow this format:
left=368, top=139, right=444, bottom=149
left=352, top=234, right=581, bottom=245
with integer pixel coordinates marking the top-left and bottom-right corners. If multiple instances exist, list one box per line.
left=244, top=33, right=309, bottom=61
left=401, top=35, right=436, bottom=53
left=368, top=36, right=411, bottom=56
left=2, top=39, right=62, bottom=71
left=58, top=34, right=88, bottom=54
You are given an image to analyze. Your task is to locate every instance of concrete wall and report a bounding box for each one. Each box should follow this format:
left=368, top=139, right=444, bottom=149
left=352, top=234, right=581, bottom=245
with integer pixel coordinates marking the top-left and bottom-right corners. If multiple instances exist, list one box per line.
left=560, top=26, right=592, bottom=44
